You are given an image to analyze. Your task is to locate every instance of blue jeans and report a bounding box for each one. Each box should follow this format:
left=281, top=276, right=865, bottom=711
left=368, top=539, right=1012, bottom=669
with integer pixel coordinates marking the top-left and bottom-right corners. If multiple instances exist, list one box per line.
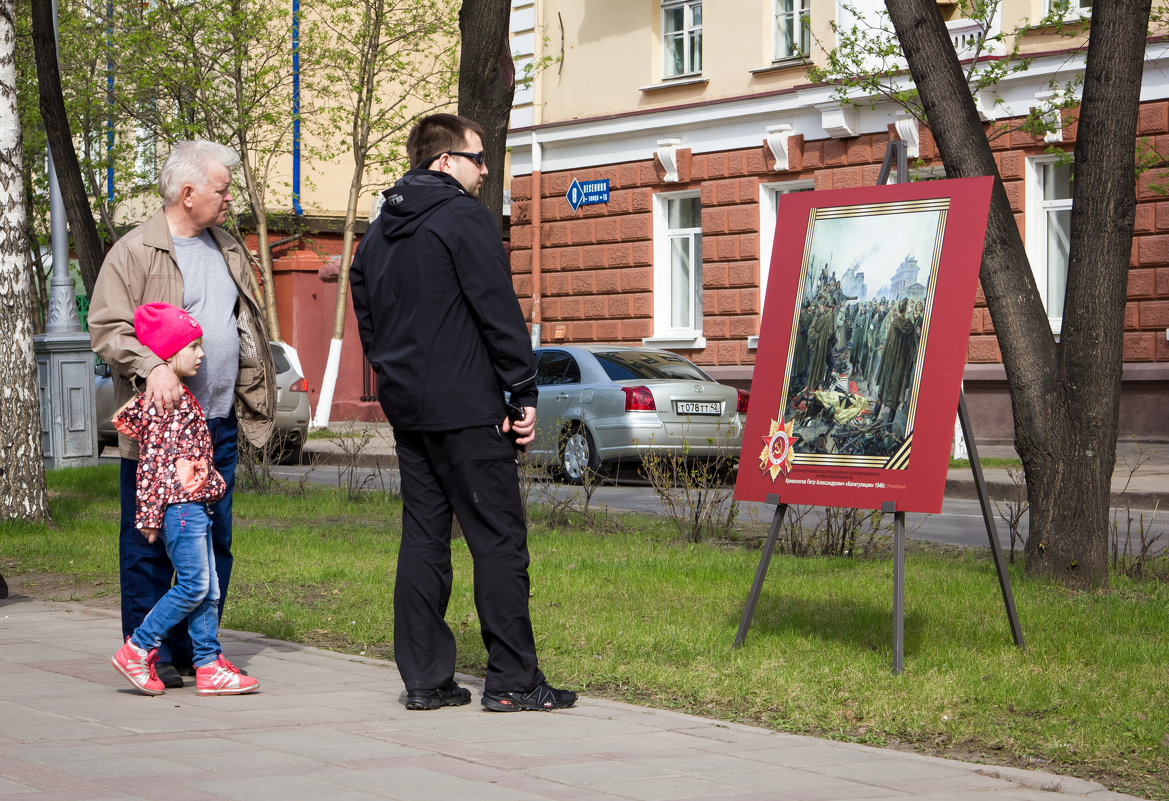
left=119, top=413, right=238, bottom=666
left=130, top=503, right=221, bottom=667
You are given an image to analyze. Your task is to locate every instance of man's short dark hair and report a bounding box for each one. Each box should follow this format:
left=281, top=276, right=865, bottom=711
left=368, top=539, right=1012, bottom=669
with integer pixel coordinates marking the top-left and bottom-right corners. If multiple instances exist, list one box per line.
left=406, top=114, right=487, bottom=170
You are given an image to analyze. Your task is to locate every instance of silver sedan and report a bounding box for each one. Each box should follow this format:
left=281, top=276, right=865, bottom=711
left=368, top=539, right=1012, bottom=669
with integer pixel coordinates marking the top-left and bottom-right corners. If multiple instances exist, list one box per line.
left=525, top=345, right=748, bottom=483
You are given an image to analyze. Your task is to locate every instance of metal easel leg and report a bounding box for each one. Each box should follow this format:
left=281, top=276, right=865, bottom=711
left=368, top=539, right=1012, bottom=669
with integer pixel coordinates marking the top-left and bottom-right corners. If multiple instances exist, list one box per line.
left=884, top=501, right=906, bottom=674
left=957, top=392, right=1025, bottom=648
left=734, top=500, right=788, bottom=649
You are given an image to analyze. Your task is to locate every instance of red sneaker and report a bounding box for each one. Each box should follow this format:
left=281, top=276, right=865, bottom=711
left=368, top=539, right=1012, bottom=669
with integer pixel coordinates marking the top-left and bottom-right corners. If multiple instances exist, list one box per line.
left=195, top=655, right=259, bottom=696
left=111, top=640, right=165, bottom=696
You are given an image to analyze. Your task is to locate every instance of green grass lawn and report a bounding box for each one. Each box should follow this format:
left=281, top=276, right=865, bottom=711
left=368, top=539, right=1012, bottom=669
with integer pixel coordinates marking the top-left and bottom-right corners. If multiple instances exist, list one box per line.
left=4, top=465, right=1168, bottom=799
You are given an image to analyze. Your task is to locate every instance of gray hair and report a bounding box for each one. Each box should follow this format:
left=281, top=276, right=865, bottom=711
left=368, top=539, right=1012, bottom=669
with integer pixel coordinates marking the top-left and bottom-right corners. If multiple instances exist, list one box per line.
left=158, top=140, right=240, bottom=204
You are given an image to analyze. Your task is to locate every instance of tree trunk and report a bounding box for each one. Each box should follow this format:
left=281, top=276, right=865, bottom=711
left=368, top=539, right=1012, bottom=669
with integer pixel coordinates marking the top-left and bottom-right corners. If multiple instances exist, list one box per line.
left=242, top=163, right=280, bottom=341
left=457, top=0, right=514, bottom=233
left=30, top=0, right=105, bottom=298
left=0, top=0, right=50, bottom=522
left=1023, top=0, right=1149, bottom=583
left=885, top=0, right=1150, bottom=587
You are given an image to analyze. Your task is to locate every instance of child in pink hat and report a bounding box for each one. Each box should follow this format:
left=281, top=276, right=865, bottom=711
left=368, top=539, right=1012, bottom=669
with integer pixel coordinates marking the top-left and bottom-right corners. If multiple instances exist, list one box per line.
left=110, top=302, right=259, bottom=697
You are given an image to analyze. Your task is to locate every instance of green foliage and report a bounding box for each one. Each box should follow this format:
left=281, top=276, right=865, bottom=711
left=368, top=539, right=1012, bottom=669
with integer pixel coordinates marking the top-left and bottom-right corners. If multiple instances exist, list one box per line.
left=807, top=0, right=1086, bottom=143
left=637, top=427, right=741, bottom=544
left=303, top=0, right=459, bottom=201
left=108, top=0, right=297, bottom=208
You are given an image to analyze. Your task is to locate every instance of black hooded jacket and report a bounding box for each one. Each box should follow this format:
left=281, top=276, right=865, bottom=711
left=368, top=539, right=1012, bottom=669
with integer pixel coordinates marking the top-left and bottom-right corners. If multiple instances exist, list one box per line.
left=350, top=169, right=538, bottom=431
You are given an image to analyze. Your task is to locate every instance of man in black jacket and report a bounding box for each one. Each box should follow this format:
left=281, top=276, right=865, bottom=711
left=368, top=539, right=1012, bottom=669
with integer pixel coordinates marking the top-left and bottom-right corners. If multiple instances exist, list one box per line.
left=351, top=113, right=576, bottom=713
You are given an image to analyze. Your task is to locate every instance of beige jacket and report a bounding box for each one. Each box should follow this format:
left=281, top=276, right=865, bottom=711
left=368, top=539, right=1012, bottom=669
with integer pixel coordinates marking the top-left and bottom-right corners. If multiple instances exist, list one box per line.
left=88, top=208, right=277, bottom=460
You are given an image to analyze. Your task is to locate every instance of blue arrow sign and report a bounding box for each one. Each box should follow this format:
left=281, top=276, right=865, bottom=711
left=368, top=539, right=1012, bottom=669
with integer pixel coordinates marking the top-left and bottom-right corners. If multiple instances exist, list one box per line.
left=566, top=178, right=609, bottom=213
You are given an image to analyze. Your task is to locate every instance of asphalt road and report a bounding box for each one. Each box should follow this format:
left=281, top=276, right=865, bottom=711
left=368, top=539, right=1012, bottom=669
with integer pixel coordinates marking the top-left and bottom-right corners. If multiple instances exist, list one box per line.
left=270, top=463, right=1026, bottom=551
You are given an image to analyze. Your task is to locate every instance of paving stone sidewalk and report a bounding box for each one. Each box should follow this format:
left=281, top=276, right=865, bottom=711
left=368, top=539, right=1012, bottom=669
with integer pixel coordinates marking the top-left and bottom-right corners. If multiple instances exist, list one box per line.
left=0, top=599, right=1140, bottom=801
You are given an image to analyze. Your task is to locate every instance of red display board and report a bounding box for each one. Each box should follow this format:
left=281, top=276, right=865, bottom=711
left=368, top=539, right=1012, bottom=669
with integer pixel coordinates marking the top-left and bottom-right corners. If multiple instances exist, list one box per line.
left=735, top=178, right=993, bottom=513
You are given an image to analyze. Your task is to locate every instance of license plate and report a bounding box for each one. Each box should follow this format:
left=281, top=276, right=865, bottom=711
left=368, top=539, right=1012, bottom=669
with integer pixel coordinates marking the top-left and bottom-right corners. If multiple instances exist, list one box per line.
left=674, top=401, right=722, bottom=415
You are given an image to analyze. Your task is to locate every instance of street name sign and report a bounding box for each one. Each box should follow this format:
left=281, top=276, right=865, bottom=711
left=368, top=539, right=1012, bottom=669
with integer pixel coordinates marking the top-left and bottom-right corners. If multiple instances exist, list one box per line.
left=566, top=178, right=609, bottom=212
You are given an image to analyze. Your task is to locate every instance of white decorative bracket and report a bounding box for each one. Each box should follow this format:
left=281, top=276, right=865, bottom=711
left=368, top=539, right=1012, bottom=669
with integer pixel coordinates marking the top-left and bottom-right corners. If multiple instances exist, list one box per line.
left=765, top=124, right=794, bottom=171
left=974, top=89, right=999, bottom=122
left=1034, top=90, right=1064, bottom=144
left=894, top=116, right=920, bottom=159
left=816, top=103, right=858, bottom=139
left=656, top=138, right=683, bottom=183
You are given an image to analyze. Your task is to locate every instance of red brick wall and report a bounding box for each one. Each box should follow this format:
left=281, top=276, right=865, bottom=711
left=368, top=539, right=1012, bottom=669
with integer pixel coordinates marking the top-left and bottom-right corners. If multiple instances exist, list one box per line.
left=509, top=104, right=1169, bottom=370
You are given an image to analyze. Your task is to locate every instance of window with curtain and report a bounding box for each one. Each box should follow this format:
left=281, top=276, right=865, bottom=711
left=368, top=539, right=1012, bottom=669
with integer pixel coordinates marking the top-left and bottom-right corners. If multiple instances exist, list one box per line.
left=663, top=0, right=702, bottom=78
left=1025, top=157, right=1072, bottom=334
left=773, top=0, right=809, bottom=60
left=649, top=192, right=704, bottom=346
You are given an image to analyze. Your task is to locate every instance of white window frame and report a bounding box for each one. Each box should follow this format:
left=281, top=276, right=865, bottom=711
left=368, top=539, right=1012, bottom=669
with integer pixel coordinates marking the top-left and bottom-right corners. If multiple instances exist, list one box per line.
left=646, top=190, right=704, bottom=349
left=1025, top=155, right=1072, bottom=336
left=1044, top=0, right=1091, bottom=22
left=662, top=0, right=702, bottom=79
left=773, top=0, right=810, bottom=61
left=752, top=180, right=814, bottom=349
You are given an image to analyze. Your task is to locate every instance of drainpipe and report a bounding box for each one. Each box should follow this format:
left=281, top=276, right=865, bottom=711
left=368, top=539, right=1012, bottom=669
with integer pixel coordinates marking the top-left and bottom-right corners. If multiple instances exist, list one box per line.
left=291, top=0, right=303, bottom=215
left=530, top=132, right=543, bottom=347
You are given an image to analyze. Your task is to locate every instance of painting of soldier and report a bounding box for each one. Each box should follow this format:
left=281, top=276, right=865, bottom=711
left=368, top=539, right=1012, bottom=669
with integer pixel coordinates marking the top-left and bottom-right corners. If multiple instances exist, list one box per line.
left=781, top=205, right=944, bottom=463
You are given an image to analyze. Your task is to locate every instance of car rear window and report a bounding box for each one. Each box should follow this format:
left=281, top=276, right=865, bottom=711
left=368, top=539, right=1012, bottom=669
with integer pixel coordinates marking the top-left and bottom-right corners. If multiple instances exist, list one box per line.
left=271, top=345, right=291, bottom=374
left=594, top=351, right=712, bottom=382
left=535, top=350, right=581, bottom=385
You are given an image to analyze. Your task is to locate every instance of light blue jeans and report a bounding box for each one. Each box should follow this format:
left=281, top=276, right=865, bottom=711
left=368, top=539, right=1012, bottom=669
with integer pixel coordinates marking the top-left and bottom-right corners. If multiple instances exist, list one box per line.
left=130, top=503, right=221, bottom=668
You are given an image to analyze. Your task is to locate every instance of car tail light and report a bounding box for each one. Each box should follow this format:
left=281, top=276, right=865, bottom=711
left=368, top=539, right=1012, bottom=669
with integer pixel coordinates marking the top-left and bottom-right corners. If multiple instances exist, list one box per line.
left=622, top=385, right=656, bottom=411
left=290, top=377, right=308, bottom=393
left=736, top=388, right=750, bottom=414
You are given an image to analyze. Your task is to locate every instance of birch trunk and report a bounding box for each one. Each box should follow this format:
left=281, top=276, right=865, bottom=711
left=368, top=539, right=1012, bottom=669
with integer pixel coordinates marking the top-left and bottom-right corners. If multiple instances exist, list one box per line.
left=0, top=0, right=49, bottom=522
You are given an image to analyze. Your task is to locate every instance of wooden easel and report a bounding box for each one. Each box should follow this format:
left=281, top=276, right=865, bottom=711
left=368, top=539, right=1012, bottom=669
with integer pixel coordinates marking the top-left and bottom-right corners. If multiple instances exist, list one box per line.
left=733, top=140, right=1024, bottom=672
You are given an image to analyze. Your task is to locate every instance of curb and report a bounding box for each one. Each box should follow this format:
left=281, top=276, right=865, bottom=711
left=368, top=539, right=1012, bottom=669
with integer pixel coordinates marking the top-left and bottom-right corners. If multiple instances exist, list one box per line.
left=944, top=475, right=1165, bottom=511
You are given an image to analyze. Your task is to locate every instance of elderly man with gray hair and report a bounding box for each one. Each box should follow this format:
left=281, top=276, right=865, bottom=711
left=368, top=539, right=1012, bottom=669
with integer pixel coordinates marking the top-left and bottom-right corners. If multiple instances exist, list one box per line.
left=89, top=140, right=276, bottom=689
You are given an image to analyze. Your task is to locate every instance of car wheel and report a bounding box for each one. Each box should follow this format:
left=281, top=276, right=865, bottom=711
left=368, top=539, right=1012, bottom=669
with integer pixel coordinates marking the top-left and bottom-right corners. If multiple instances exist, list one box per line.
left=278, top=442, right=303, bottom=466
left=559, top=424, right=599, bottom=485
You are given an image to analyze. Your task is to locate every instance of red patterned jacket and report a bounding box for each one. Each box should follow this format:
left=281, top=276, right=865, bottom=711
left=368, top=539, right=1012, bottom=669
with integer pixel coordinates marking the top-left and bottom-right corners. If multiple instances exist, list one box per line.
left=113, top=387, right=226, bottom=530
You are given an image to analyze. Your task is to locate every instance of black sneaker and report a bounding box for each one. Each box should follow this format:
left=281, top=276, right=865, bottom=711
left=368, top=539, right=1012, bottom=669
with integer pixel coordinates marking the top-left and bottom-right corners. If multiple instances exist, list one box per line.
left=404, top=680, right=472, bottom=711
left=154, top=662, right=185, bottom=689
left=482, top=681, right=577, bottom=712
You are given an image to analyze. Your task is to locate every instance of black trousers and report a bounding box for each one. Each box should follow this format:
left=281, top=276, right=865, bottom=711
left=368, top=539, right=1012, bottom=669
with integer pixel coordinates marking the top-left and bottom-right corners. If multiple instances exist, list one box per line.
left=393, top=425, right=544, bottom=694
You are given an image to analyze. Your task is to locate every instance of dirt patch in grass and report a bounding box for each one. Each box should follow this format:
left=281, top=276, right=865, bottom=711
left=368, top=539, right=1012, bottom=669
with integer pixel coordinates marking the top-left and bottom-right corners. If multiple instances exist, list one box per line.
left=3, top=571, right=120, bottom=609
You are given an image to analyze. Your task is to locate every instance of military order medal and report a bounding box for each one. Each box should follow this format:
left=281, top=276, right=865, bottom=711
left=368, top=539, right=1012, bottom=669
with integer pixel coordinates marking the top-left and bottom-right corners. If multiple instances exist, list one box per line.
left=760, top=418, right=794, bottom=480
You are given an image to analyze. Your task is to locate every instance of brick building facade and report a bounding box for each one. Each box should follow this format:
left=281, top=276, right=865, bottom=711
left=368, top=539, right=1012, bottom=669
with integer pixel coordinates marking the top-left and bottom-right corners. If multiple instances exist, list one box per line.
left=507, top=108, right=1169, bottom=442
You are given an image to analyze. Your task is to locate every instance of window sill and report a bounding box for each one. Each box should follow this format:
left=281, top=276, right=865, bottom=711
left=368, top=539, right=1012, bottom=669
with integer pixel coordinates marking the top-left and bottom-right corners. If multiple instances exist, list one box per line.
left=1025, top=11, right=1090, bottom=33
left=643, top=335, right=706, bottom=350
left=749, top=58, right=807, bottom=75
left=639, top=76, right=709, bottom=93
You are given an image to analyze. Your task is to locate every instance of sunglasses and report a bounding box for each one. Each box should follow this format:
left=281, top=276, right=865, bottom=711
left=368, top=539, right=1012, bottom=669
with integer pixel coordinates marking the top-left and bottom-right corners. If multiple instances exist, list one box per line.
left=428, top=150, right=486, bottom=168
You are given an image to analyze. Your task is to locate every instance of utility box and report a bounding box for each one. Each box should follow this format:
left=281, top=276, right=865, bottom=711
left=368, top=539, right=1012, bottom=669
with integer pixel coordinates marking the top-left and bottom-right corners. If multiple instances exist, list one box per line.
left=34, top=332, right=100, bottom=469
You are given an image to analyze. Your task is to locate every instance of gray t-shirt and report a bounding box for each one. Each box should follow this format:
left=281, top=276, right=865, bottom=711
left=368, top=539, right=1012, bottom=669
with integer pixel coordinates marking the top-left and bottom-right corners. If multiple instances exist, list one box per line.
left=172, top=230, right=240, bottom=419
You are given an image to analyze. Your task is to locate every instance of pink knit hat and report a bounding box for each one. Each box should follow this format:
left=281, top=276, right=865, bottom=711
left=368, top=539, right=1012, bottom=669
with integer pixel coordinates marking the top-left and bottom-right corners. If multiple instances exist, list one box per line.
left=133, top=303, right=203, bottom=360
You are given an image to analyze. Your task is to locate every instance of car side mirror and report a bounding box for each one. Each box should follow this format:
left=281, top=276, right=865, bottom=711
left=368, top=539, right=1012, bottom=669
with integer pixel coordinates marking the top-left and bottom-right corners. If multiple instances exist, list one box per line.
left=94, top=362, right=110, bottom=378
